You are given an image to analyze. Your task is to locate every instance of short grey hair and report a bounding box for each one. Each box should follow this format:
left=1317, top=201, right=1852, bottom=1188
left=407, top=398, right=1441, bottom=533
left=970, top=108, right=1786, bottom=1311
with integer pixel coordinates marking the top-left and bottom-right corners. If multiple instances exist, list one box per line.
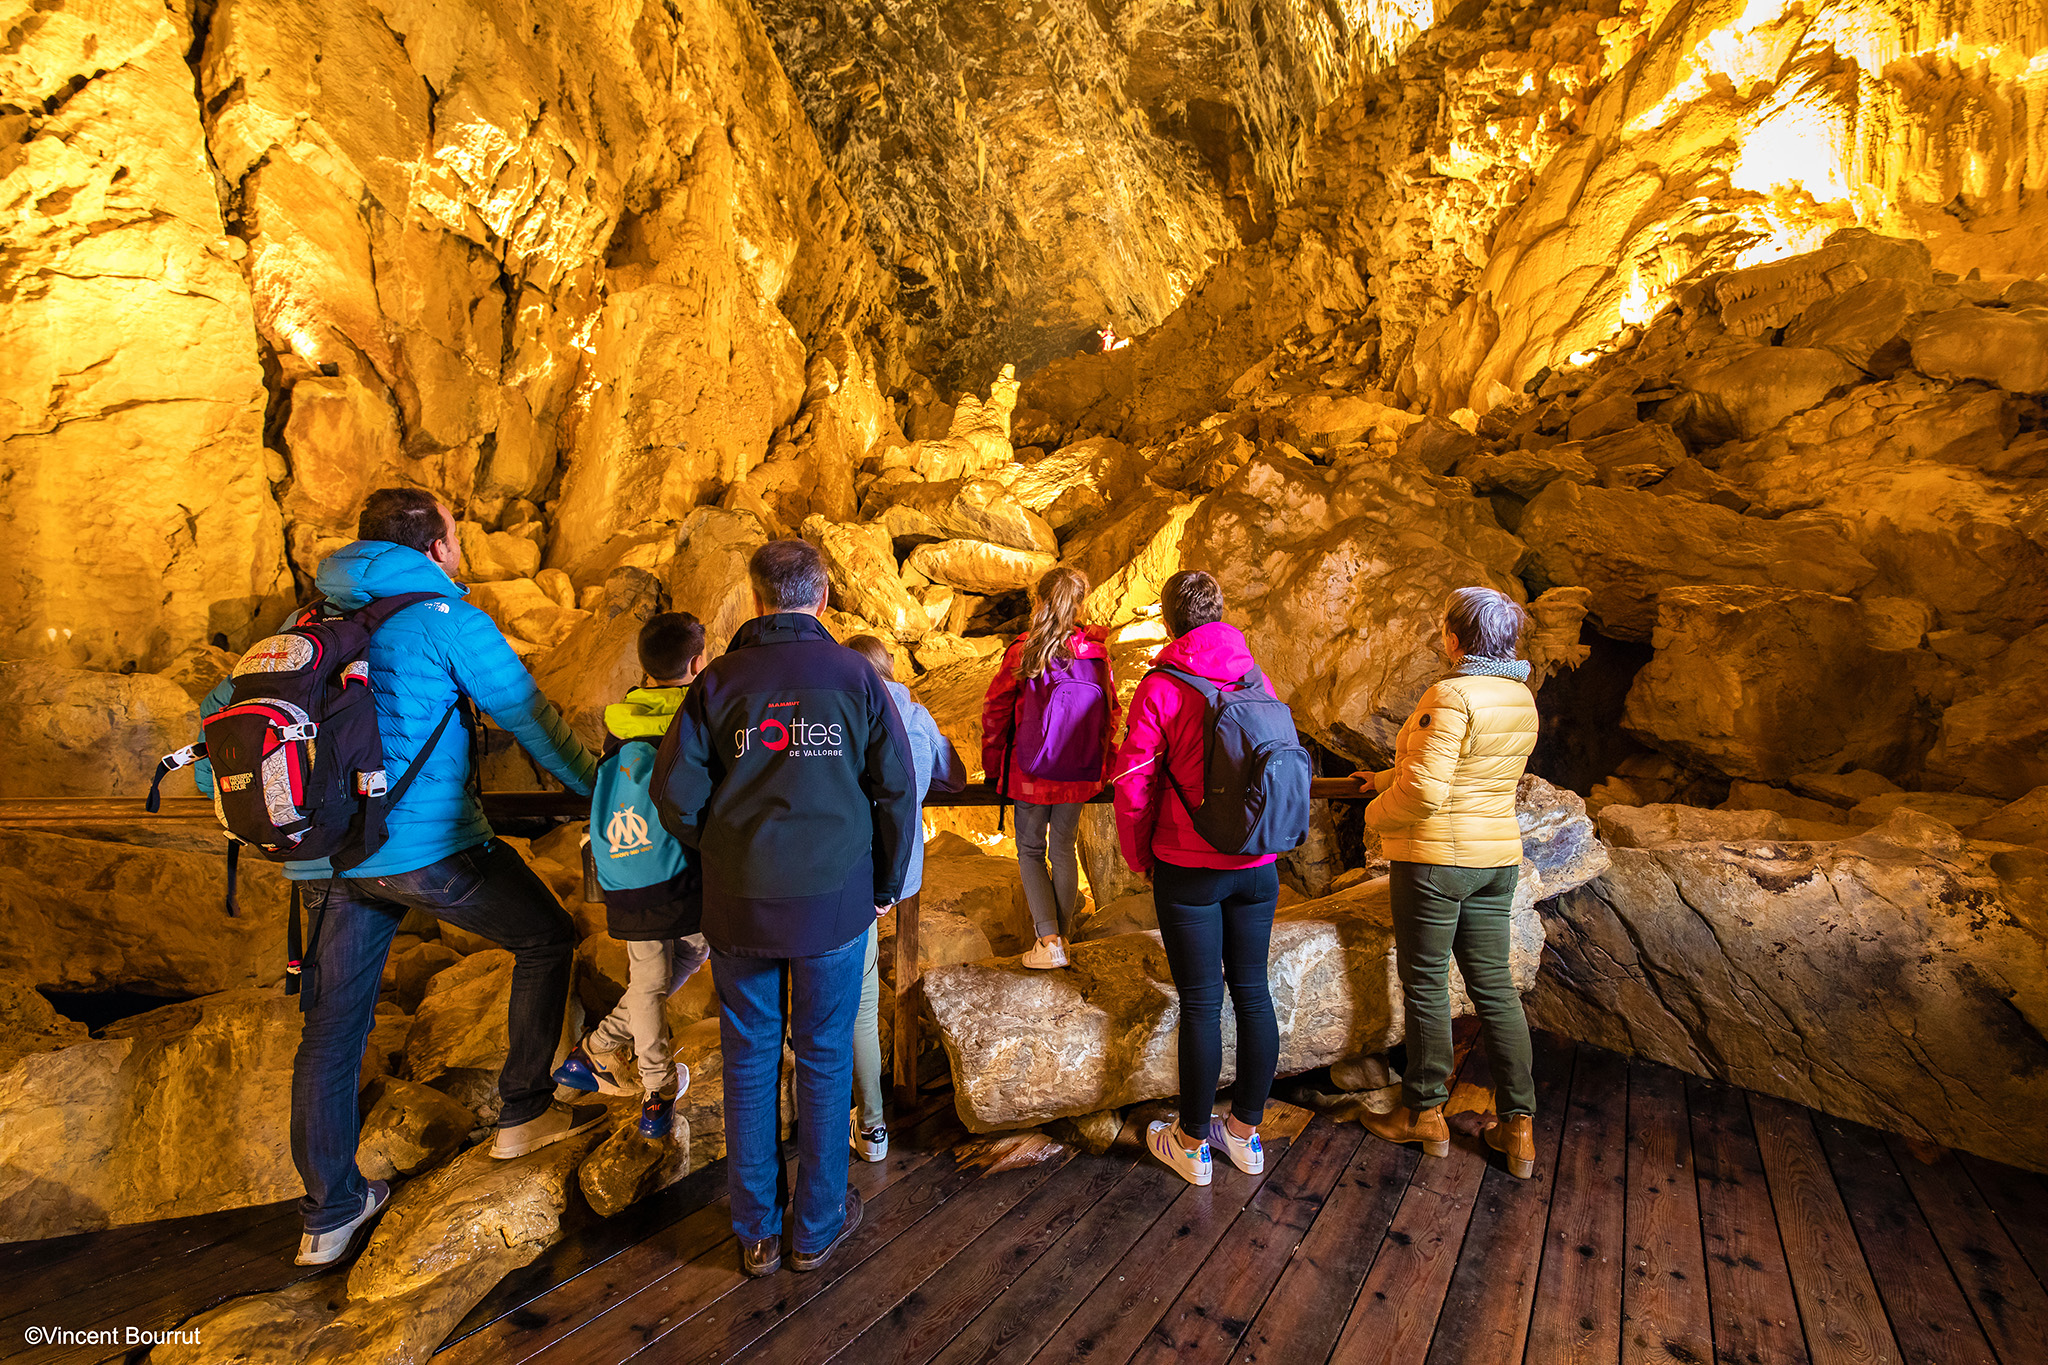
left=750, top=540, right=830, bottom=613
left=1444, top=586, right=1528, bottom=659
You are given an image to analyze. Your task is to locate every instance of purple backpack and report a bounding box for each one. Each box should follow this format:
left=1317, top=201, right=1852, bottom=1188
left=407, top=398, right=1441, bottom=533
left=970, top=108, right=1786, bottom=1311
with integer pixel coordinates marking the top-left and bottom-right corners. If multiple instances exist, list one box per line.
left=1011, top=654, right=1108, bottom=782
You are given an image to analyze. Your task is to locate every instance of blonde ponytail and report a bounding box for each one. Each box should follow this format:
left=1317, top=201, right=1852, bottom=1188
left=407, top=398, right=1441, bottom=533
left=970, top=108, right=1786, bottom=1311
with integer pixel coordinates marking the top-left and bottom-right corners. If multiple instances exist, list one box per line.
left=1017, top=567, right=1088, bottom=679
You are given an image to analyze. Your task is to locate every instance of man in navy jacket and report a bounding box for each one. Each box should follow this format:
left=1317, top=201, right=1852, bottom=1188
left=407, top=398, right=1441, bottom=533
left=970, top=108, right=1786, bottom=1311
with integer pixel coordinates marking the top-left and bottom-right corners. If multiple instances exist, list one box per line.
left=655, top=538, right=917, bottom=1276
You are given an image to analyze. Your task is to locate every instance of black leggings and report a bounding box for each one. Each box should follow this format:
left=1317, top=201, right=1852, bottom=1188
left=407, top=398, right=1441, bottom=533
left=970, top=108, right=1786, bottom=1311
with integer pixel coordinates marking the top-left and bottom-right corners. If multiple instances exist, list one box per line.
left=1153, top=860, right=1281, bottom=1130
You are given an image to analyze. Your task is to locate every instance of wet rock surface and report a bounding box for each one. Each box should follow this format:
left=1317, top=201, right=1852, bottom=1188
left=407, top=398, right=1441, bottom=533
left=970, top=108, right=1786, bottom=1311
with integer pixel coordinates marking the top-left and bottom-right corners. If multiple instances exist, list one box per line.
left=1529, top=810, right=2048, bottom=1172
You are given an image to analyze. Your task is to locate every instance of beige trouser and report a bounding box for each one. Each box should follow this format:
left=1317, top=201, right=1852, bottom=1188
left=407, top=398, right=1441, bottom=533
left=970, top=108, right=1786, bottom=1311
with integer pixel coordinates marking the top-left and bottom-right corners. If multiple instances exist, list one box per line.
left=588, top=938, right=676, bottom=1096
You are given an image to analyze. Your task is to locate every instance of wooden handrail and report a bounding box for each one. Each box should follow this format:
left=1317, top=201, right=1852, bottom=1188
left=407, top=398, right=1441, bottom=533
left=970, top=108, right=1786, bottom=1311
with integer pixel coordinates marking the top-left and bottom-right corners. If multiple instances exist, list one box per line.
left=0, top=778, right=1376, bottom=829
left=2, top=777, right=1379, bottom=1113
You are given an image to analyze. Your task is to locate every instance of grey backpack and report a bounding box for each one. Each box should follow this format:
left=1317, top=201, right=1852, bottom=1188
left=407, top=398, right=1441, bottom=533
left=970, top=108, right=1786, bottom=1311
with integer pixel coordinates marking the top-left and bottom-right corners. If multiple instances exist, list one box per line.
left=1150, top=665, right=1313, bottom=856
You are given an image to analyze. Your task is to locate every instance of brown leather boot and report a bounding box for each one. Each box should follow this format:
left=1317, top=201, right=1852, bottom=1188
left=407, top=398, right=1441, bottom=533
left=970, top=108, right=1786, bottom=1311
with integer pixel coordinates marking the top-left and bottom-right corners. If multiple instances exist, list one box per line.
left=1360, top=1105, right=1450, bottom=1158
left=1486, top=1114, right=1536, bottom=1178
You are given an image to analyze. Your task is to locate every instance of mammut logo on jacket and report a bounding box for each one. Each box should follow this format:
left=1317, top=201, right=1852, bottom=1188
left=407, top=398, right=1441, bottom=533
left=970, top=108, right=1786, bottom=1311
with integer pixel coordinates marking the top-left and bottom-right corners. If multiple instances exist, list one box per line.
left=606, top=806, right=654, bottom=854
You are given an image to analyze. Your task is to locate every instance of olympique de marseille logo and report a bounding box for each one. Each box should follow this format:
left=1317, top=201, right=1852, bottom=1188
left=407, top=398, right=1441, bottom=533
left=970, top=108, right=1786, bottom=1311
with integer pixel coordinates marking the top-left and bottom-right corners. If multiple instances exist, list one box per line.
left=607, top=806, right=654, bottom=853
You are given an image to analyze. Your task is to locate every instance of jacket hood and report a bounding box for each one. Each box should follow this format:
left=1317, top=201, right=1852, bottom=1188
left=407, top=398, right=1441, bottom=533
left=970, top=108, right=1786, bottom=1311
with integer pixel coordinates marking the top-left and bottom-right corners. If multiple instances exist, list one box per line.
left=1152, top=620, right=1256, bottom=684
left=606, top=686, right=687, bottom=740
left=314, top=541, right=467, bottom=611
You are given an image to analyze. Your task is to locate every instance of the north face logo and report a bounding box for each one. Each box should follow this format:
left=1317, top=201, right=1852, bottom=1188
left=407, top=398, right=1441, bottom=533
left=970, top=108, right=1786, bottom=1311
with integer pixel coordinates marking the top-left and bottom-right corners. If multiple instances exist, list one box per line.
left=606, top=806, right=653, bottom=853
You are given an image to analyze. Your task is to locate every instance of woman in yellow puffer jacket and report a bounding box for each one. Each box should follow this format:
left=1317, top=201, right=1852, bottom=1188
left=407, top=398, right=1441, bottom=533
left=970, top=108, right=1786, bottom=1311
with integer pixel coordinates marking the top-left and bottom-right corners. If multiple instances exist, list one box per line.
left=1354, top=587, right=1541, bottom=1179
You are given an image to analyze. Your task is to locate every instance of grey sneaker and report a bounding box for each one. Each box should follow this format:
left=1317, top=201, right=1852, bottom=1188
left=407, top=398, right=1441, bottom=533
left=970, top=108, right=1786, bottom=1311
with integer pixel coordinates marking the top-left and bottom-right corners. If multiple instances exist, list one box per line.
left=492, top=1100, right=607, bottom=1159
left=295, top=1180, right=390, bottom=1266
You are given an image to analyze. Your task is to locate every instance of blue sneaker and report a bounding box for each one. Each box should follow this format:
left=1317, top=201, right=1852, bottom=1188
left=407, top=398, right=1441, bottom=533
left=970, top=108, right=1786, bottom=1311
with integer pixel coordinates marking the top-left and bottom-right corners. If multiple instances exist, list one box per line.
left=1209, top=1116, right=1264, bottom=1174
left=552, top=1042, right=630, bottom=1096
left=639, top=1092, right=675, bottom=1139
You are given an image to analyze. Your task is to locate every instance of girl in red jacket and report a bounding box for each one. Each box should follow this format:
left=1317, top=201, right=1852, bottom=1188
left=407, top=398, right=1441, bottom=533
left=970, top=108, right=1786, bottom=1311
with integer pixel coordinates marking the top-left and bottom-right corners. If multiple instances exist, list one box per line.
left=1112, top=569, right=1280, bottom=1186
left=982, top=567, right=1120, bottom=969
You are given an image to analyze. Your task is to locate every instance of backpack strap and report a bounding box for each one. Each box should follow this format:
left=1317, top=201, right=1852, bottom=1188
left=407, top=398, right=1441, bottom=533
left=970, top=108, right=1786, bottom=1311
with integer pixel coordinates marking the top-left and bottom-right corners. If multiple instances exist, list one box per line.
left=382, top=701, right=461, bottom=812
left=285, top=881, right=303, bottom=996
left=341, top=590, right=446, bottom=633
left=1143, top=666, right=1221, bottom=816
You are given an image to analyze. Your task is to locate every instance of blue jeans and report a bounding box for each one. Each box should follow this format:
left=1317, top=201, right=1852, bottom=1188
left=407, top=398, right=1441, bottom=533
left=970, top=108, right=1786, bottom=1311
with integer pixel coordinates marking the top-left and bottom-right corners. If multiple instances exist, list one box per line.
left=294, top=838, right=575, bottom=1233
left=713, top=930, right=866, bottom=1252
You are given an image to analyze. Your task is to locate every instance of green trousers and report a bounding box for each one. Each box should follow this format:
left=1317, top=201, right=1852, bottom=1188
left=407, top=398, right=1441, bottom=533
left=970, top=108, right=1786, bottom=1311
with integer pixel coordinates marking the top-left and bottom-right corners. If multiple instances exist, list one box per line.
left=1389, top=861, right=1536, bottom=1117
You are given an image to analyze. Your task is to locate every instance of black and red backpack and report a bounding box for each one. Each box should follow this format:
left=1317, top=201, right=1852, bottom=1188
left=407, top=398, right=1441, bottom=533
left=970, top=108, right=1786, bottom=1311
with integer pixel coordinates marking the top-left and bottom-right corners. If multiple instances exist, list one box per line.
left=149, top=593, right=467, bottom=942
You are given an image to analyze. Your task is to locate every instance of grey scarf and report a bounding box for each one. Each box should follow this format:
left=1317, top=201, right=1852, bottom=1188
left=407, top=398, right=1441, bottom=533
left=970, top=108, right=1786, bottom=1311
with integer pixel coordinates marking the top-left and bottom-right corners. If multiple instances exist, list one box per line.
left=1455, top=656, right=1531, bottom=682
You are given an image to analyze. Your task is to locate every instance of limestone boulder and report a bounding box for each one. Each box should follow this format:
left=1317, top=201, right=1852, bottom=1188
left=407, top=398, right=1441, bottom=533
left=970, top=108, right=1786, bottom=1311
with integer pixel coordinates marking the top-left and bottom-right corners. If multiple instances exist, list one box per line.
left=926, top=782, right=1604, bottom=1129
left=159, top=1115, right=601, bottom=1363
left=999, top=438, right=1147, bottom=516
left=161, top=644, right=241, bottom=704
left=1970, top=787, right=2048, bottom=851
left=1597, top=803, right=1788, bottom=849
left=0, top=830, right=286, bottom=996
left=1527, top=812, right=2048, bottom=1171
left=1666, top=346, right=1863, bottom=444
left=405, top=952, right=513, bottom=1122
left=1850, top=791, right=2007, bottom=828
left=1910, top=307, right=2048, bottom=393
left=1183, top=449, right=1527, bottom=762
left=662, top=508, right=769, bottom=661
left=0, top=990, right=300, bottom=1242
left=1924, top=625, right=2048, bottom=799
left=867, top=478, right=1058, bottom=553
left=530, top=567, right=668, bottom=751
left=466, top=580, right=590, bottom=651
left=926, top=877, right=1531, bottom=1132
left=881, top=908, right=994, bottom=979
left=1452, top=445, right=1598, bottom=499
left=910, top=653, right=1007, bottom=783
left=1519, top=481, right=1876, bottom=641
left=907, top=541, right=1059, bottom=595
left=356, top=1075, right=476, bottom=1182
left=457, top=523, right=544, bottom=582
left=1077, top=806, right=1150, bottom=909
left=0, top=973, right=90, bottom=1082
left=0, top=662, right=201, bottom=800
left=0, top=0, right=289, bottom=672
left=580, top=1110, right=691, bottom=1218
left=1621, top=587, right=1926, bottom=782
left=916, top=837, right=1032, bottom=956
left=1782, top=277, right=1942, bottom=375
left=803, top=516, right=930, bottom=641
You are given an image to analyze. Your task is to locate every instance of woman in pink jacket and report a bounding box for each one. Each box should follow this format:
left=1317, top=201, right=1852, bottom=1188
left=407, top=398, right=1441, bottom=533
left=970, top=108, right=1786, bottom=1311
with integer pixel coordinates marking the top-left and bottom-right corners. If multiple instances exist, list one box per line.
left=1112, top=570, right=1280, bottom=1186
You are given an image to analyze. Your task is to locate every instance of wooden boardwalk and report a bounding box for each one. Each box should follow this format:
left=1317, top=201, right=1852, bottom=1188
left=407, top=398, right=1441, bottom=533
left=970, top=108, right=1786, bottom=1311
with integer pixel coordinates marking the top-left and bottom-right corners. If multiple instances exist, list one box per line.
left=9, top=1034, right=2048, bottom=1365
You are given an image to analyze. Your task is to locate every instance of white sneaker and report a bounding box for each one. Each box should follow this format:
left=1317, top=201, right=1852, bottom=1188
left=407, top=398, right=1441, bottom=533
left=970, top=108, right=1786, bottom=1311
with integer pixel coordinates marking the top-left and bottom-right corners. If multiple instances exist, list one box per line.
left=1021, top=938, right=1070, bottom=969
left=296, top=1180, right=390, bottom=1265
left=1208, top=1116, right=1264, bottom=1174
left=1148, top=1120, right=1212, bottom=1186
left=851, top=1109, right=889, bottom=1162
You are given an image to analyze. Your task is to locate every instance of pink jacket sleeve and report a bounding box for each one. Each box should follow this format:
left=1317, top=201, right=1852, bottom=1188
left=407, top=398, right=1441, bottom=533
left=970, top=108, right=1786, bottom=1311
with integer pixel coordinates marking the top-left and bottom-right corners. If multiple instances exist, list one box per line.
left=1111, top=672, right=1174, bottom=876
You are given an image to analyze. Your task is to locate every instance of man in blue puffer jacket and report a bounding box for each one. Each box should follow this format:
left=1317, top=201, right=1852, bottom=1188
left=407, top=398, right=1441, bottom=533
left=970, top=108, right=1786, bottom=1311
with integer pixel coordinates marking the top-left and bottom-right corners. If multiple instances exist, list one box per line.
left=198, top=487, right=601, bottom=1267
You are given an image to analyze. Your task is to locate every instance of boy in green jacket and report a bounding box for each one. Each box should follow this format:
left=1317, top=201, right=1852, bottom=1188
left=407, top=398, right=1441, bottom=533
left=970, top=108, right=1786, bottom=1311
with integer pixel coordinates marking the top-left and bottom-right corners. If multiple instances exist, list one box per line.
left=554, top=612, right=710, bottom=1139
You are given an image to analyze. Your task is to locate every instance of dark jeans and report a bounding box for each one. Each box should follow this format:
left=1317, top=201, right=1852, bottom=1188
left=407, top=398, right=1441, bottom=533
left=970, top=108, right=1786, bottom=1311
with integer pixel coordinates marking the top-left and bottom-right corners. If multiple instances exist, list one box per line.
left=294, top=838, right=575, bottom=1233
left=713, top=930, right=866, bottom=1252
left=1153, top=860, right=1281, bottom=1130
left=1389, top=861, right=1535, bottom=1117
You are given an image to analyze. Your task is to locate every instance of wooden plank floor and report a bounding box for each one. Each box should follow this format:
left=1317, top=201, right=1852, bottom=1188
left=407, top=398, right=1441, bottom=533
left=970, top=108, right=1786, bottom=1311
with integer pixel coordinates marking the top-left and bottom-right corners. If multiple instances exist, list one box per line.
left=9, top=1036, right=2048, bottom=1365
